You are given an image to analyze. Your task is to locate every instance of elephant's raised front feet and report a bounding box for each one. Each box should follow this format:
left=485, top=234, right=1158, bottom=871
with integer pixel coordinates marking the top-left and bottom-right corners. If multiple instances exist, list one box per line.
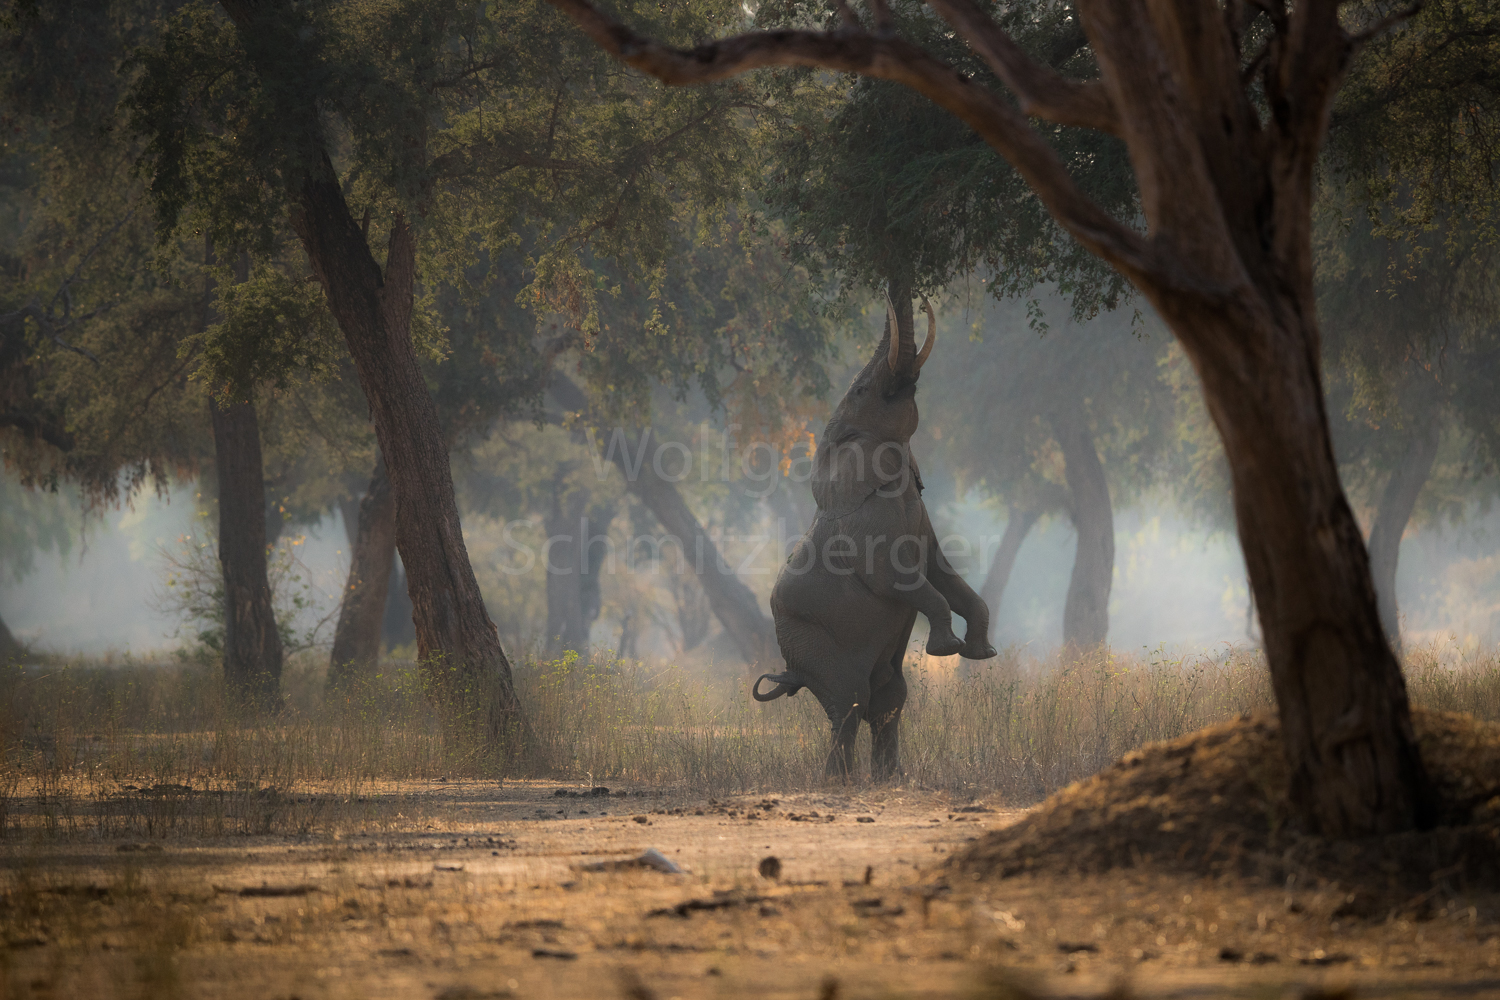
left=960, top=638, right=999, bottom=660
left=926, top=620, right=998, bottom=660
left=924, top=620, right=965, bottom=657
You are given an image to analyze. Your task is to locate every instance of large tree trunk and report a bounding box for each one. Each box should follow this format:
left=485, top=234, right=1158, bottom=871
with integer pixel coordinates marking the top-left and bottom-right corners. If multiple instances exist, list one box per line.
left=1366, top=411, right=1441, bottom=655
left=210, top=396, right=283, bottom=712
left=979, top=503, right=1043, bottom=647
left=327, top=455, right=398, bottom=690
left=217, top=4, right=523, bottom=754
left=1170, top=301, right=1433, bottom=838
left=289, top=167, right=523, bottom=753
left=1049, top=411, right=1114, bottom=649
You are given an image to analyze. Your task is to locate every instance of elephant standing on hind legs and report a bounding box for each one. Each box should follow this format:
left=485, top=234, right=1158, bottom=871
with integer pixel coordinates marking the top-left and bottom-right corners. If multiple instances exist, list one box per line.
left=758, top=292, right=997, bottom=780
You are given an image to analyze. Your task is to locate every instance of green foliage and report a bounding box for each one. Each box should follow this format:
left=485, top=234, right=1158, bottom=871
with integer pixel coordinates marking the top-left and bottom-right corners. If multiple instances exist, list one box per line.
left=193, top=257, right=343, bottom=401
left=0, top=144, right=208, bottom=501
left=748, top=0, right=1158, bottom=532
left=1331, top=0, right=1500, bottom=242
left=1, top=0, right=212, bottom=504
left=573, top=214, right=838, bottom=434
left=155, top=508, right=336, bottom=659
left=255, top=367, right=377, bottom=534
left=753, top=0, right=1135, bottom=316
left=123, top=0, right=326, bottom=256
left=124, top=0, right=761, bottom=328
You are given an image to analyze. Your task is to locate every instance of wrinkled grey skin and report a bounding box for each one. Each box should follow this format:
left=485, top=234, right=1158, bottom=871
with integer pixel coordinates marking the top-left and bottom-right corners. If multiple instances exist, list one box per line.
left=758, top=297, right=997, bottom=779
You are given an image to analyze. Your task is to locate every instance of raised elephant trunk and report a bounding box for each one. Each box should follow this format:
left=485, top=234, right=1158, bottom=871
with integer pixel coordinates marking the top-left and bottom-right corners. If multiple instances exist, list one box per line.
left=884, top=290, right=936, bottom=376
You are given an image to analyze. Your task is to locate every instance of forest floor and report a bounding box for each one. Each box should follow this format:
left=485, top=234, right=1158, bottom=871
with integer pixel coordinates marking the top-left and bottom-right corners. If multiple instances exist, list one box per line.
left=3, top=773, right=1499, bottom=1000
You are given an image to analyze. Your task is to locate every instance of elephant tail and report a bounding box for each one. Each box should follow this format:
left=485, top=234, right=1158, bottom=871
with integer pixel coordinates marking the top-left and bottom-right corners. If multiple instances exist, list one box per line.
left=752, top=672, right=805, bottom=702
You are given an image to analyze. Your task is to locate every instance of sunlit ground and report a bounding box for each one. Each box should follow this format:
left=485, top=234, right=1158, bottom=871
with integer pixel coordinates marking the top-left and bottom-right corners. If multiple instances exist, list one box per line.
left=3, top=644, right=1499, bottom=997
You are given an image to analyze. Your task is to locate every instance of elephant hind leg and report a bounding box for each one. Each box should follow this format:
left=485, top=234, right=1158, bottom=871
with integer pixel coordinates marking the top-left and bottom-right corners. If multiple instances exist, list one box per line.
left=825, top=698, right=865, bottom=780
left=868, top=626, right=912, bottom=781
left=822, top=677, right=873, bottom=781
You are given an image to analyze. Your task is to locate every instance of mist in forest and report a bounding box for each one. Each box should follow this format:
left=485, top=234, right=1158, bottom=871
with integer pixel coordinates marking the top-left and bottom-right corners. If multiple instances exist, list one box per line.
left=4, top=266, right=1498, bottom=663
left=4, top=471, right=1496, bottom=660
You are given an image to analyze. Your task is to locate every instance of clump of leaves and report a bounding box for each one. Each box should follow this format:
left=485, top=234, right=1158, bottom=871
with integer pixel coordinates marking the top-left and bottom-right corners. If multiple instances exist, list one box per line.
left=154, top=507, right=335, bottom=660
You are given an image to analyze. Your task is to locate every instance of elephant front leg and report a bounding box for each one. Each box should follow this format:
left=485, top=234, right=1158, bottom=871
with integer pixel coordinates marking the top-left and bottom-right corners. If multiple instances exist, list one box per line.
left=889, top=577, right=964, bottom=657
left=925, top=521, right=998, bottom=660
left=879, top=535, right=964, bottom=656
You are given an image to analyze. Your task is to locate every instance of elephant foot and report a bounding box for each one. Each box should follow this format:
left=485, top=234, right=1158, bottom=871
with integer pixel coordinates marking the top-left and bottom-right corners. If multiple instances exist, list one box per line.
left=824, top=760, right=855, bottom=783
left=961, top=640, right=999, bottom=660
left=925, top=626, right=965, bottom=657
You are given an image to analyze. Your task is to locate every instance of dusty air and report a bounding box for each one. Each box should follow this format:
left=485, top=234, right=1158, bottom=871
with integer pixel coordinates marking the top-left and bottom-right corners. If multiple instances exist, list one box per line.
left=2, top=2, right=1498, bottom=998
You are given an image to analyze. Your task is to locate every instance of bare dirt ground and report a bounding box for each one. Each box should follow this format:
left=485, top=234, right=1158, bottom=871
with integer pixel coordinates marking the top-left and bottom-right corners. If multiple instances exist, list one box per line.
left=4, top=776, right=1500, bottom=1000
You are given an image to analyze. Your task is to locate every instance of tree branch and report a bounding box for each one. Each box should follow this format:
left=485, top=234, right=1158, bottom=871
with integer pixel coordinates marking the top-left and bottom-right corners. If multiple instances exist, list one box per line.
left=433, top=57, right=503, bottom=88
left=0, top=301, right=102, bottom=366
left=1347, top=1, right=1423, bottom=45
left=544, top=0, right=1159, bottom=287
left=924, top=0, right=1120, bottom=135
left=428, top=140, right=586, bottom=180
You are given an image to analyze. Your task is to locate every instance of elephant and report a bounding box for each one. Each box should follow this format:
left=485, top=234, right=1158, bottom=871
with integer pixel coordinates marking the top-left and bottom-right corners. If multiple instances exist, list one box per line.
left=756, top=292, right=997, bottom=779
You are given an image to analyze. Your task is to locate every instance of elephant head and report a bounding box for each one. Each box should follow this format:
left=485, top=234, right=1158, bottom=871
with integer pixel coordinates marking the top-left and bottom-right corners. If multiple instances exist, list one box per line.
left=812, top=292, right=936, bottom=516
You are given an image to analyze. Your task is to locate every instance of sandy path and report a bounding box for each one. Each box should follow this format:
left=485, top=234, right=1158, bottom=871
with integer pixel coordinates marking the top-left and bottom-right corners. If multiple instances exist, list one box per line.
left=4, top=782, right=1497, bottom=999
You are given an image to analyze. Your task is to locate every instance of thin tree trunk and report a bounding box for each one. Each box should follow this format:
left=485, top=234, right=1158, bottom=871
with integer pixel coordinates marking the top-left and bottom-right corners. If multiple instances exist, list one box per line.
left=543, top=465, right=589, bottom=657
left=211, top=395, right=283, bottom=712
left=0, top=610, right=23, bottom=663
left=547, top=371, right=781, bottom=669
left=580, top=497, right=614, bottom=638
left=673, top=571, right=713, bottom=652
left=622, top=429, right=782, bottom=670
left=327, top=455, right=398, bottom=690
left=979, top=503, right=1043, bottom=646
left=288, top=165, right=523, bottom=753
left=1367, top=411, right=1441, bottom=656
left=1049, top=411, right=1114, bottom=649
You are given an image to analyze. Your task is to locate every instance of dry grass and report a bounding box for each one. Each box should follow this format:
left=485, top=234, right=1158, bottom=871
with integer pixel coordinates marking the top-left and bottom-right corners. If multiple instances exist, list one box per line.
left=4, top=642, right=1500, bottom=1000
left=0, top=641, right=1496, bottom=843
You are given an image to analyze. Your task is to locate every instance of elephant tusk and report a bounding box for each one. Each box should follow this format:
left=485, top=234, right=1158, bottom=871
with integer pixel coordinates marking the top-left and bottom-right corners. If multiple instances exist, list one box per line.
left=884, top=288, right=900, bottom=373
left=915, top=294, right=936, bottom=370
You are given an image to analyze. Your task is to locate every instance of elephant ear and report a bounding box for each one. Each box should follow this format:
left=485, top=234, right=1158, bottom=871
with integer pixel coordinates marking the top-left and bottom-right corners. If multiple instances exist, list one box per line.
left=812, top=432, right=909, bottom=516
